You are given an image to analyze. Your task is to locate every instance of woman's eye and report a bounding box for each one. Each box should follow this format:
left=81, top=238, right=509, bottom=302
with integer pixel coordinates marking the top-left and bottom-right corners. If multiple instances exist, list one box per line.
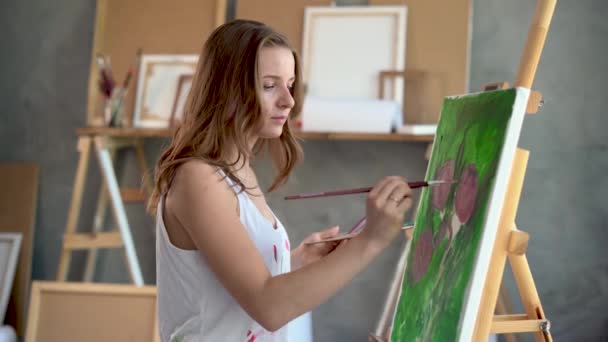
left=263, top=84, right=275, bottom=90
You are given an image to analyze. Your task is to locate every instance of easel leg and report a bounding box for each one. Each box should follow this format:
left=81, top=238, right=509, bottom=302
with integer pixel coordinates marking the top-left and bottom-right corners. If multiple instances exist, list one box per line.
left=93, top=137, right=144, bottom=286
left=509, top=248, right=551, bottom=342
left=82, top=183, right=108, bottom=282
left=496, top=285, right=521, bottom=342
left=83, top=148, right=115, bottom=282
left=57, top=137, right=92, bottom=281
left=473, top=149, right=530, bottom=341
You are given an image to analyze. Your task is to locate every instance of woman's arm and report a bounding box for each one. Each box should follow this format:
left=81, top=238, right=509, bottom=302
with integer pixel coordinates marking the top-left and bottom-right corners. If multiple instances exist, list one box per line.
left=167, top=161, right=411, bottom=331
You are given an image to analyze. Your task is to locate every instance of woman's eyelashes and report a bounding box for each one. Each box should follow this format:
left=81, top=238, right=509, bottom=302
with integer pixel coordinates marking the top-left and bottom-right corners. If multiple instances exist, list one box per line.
left=263, top=83, right=295, bottom=91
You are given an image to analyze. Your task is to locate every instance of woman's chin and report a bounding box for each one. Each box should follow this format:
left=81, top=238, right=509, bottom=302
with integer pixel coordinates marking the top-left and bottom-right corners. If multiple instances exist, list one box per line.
left=259, top=127, right=284, bottom=139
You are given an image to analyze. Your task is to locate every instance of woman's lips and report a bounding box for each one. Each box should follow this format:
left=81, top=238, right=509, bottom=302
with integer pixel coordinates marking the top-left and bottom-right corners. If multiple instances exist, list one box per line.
left=271, top=115, right=288, bottom=122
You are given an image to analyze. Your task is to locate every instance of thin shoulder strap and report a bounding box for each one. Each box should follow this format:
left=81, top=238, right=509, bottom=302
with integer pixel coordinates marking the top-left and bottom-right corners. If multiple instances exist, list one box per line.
left=216, top=168, right=240, bottom=195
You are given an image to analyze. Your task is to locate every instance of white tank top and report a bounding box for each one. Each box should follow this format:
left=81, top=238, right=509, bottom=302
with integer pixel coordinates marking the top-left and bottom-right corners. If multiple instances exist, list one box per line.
left=156, top=169, right=291, bottom=341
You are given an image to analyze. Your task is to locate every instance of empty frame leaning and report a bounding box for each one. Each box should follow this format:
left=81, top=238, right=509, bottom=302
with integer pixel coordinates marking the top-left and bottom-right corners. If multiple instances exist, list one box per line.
left=25, top=281, right=159, bottom=342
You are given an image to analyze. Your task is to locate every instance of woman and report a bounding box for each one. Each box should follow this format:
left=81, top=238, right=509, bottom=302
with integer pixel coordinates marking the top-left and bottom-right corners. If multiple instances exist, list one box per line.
left=149, top=19, right=413, bottom=341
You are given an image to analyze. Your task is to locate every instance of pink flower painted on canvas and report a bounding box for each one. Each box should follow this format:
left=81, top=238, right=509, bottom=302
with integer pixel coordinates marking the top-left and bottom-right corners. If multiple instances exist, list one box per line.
left=273, top=245, right=277, bottom=262
left=411, top=229, right=434, bottom=283
left=432, top=160, right=455, bottom=210
left=455, top=164, right=479, bottom=224
left=433, top=219, right=452, bottom=248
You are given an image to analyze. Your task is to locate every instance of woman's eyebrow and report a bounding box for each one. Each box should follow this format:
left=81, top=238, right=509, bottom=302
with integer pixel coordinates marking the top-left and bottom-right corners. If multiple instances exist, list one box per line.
left=263, top=75, right=296, bottom=81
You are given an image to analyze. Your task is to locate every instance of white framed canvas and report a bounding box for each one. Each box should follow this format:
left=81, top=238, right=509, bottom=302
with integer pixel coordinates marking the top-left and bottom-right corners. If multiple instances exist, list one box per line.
left=133, top=54, right=198, bottom=128
left=301, top=6, right=407, bottom=103
left=0, top=233, right=21, bottom=323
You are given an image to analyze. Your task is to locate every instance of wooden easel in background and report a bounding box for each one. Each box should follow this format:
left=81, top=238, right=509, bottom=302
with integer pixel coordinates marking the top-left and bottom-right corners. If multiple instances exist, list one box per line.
left=56, top=134, right=151, bottom=285
left=55, top=0, right=228, bottom=286
left=372, top=0, right=556, bottom=341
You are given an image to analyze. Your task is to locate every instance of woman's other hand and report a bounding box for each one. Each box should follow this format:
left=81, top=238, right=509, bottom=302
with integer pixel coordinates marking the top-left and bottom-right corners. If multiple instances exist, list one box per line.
left=291, top=225, right=342, bottom=270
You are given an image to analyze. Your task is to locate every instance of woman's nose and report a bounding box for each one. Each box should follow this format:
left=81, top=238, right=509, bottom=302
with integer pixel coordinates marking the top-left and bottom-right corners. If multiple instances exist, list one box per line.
left=279, top=87, right=295, bottom=109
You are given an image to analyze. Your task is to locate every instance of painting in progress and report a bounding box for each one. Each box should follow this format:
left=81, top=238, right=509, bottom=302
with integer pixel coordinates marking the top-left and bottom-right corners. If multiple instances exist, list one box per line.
left=391, top=88, right=530, bottom=341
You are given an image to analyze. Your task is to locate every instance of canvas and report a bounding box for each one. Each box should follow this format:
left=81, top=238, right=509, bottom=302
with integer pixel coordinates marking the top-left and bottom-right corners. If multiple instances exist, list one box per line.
left=301, top=6, right=406, bottom=103
left=390, top=87, right=530, bottom=341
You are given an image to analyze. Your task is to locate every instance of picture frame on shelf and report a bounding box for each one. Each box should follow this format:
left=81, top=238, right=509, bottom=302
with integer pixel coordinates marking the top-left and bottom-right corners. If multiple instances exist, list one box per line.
left=301, top=6, right=407, bottom=103
left=133, top=54, right=198, bottom=128
left=169, top=74, right=194, bottom=129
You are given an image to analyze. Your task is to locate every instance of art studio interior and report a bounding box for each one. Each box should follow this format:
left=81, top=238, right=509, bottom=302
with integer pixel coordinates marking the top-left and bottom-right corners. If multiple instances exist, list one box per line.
left=0, top=0, right=606, bottom=341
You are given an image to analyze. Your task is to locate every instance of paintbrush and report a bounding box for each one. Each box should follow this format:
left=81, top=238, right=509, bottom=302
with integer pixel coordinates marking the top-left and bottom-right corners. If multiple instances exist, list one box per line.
left=284, top=180, right=456, bottom=200
left=96, top=53, right=115, bottom=98
left=305, top=224, right=415, bottom=245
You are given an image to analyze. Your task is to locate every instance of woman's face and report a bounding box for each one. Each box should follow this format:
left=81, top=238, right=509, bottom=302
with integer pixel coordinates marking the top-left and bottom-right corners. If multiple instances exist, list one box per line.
left=256, top=46, right=296, bottom=139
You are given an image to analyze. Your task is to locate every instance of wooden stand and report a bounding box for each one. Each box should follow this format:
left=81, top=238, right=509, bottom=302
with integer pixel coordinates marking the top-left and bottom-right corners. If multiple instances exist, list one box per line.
left=56, top=0, right=229, bottom=286
left=56, top=132, right=154, bottom=285
left=473, top=0, right=556, bottom=340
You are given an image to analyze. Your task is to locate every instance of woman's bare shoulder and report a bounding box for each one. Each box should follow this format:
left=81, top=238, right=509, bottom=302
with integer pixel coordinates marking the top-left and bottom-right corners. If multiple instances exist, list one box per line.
left=167, top=160, right=232, bottom=207
left=172, top=159, right=223, bottom=188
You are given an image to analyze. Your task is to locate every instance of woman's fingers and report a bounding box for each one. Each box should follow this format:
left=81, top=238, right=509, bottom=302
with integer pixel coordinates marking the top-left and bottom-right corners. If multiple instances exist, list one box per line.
left=397, top=196, right=413, bottom=213
left=379, top=178, right=410, bottom=205
left=387, top=183, right=412, bottom=207
left=369, top=176, right=398, bottom=198
left=303, top=225, right=340, bottom=243
left=319, top=225, right=340, bottom=239
left=369, top=176, right=405, bottom=207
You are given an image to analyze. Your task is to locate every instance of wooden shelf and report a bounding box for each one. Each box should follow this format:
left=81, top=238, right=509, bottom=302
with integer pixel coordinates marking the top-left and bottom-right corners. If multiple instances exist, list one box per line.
left=76, top=127, right=172, bottom=137
left=76, top=127, right=435, bottom=142
left=296, top=131, right=434, bottom=142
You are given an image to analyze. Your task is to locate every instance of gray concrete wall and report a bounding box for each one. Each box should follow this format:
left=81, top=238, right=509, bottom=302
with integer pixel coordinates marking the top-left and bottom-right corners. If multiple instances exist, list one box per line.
left=1, top=0, right=606, bottom=340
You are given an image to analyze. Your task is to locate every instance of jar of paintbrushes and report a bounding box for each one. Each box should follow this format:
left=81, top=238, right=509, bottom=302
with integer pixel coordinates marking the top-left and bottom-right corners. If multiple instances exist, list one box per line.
left=104, top=85, right=128, bottom=127
left=96, top=50, right=140, bottom=127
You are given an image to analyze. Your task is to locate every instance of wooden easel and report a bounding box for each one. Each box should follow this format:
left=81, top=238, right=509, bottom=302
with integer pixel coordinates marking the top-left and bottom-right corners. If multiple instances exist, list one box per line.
left=372, top=0, right=556, bottom=341
left=473, top=0, right=556, bottom=340
left=56, top=130, right=156, bottom=285
left=56, top=0, right=229, bottom=286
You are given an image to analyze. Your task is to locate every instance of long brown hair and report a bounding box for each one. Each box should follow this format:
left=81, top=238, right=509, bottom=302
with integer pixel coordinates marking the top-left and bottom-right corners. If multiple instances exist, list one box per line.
left=148, top=19, right=303, bottom=213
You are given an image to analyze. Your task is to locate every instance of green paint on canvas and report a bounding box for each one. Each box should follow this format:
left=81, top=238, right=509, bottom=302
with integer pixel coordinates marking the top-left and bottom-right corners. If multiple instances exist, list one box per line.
left=391, top=89, right=518, bottom=341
